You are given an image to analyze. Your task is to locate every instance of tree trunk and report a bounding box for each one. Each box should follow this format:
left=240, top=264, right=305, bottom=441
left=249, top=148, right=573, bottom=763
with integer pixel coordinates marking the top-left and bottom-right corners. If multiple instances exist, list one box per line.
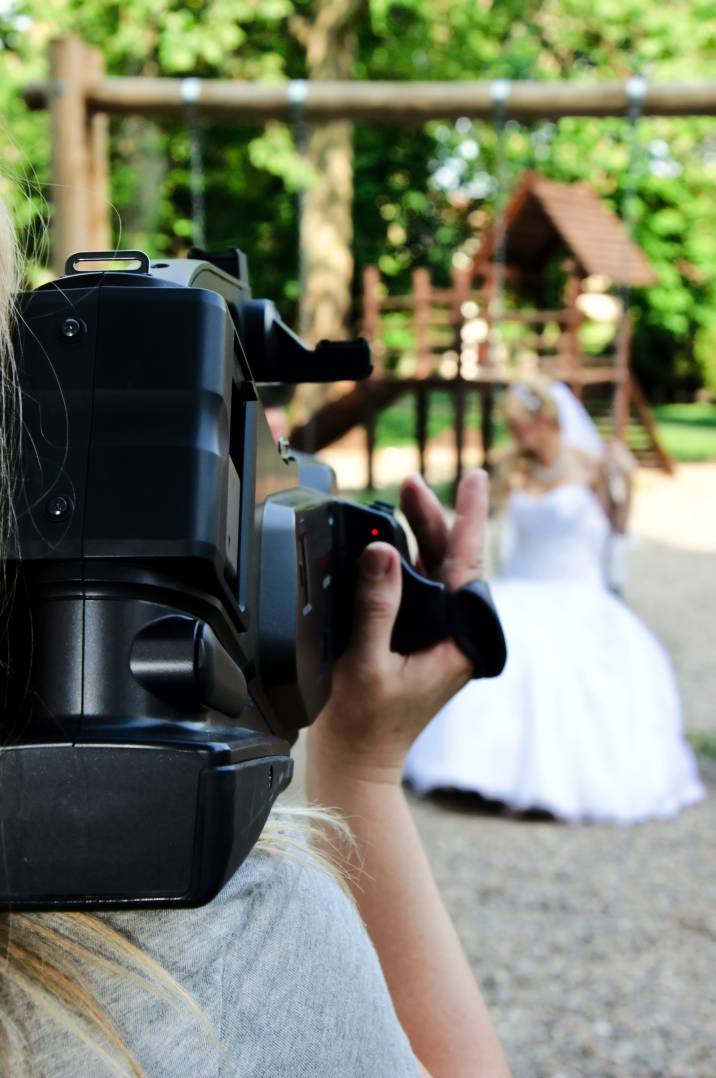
left=299, top=0, right=366, bottom=346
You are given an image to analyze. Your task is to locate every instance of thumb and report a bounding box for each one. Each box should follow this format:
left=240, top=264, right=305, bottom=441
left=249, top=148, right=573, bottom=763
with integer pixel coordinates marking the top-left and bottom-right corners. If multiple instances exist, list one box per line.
left=348, top=543, right=402, bottom=668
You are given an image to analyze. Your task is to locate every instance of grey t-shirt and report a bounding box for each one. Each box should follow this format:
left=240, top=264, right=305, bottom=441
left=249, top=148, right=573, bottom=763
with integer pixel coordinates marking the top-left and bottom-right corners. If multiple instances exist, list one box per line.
left=29, top=846, right=420, bottom=1077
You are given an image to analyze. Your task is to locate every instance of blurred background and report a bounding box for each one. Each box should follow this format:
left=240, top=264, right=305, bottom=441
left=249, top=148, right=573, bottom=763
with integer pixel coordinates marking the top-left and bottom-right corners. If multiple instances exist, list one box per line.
left=1, top=1, right=715, bottom=1073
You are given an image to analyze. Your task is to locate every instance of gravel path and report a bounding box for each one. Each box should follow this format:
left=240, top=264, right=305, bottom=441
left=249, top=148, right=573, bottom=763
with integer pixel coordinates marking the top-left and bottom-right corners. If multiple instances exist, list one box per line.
left=626, top=535, right=716, bottom=732
left=410, top=768, right=716, bottom=1077
left=409, top=464, right=716, bottom=1076
left=626, top=464, right=716, bottom=734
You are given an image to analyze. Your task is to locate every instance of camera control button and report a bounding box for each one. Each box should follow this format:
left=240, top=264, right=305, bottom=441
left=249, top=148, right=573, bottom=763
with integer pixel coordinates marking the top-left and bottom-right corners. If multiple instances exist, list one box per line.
left=368, top=499, right=395, bottom=515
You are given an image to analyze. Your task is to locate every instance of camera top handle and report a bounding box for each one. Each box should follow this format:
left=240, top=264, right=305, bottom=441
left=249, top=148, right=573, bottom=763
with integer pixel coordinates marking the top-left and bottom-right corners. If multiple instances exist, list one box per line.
left=62, top=247, right=373, bottom=386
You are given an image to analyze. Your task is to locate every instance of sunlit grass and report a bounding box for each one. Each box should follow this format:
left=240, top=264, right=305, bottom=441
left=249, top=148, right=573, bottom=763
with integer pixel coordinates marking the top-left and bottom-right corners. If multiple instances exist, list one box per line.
left=374, top=391, right=509, bottom=450
left=652, top=403, right=716, bottom=462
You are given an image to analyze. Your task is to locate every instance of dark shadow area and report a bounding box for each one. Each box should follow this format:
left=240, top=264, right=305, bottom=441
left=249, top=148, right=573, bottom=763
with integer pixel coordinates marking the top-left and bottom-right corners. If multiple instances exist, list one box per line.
left=405, top=783, right=558, bottom=822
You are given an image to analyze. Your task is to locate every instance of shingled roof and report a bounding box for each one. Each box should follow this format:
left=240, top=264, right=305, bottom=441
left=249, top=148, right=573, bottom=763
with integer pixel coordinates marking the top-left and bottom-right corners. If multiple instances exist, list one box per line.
left=473, top=172, right=657, bottom=287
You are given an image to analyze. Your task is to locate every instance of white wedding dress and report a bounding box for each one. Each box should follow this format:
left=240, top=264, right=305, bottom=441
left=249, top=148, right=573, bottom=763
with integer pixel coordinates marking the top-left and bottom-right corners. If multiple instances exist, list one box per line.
left=404, top=483, right=705, bottom=823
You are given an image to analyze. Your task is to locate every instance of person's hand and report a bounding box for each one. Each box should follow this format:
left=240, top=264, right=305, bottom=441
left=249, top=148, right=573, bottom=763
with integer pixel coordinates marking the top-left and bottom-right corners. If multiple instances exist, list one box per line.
left=605, top=437, right=638, bottom=476
left=309, top=470, right=489, bottom=786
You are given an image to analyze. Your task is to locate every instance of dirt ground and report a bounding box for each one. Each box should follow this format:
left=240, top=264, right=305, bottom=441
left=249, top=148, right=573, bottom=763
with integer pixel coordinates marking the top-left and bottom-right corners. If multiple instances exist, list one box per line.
left=408, top=766, right=716, bottom=1077
left=625, top=463, right=716, bottom=733
left=416, top=462, right=716, bottom=1075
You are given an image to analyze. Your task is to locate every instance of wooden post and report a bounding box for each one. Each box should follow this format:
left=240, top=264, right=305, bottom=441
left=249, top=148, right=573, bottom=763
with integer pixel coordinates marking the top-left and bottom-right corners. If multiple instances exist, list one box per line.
left=614, top=313, right=632, bottom=439
left=415, top=385, right=428, bottom=477
left=365, top=414, right=376, bottom=491
left=451, top=265, right=471, bottom=484
left=627, top=372, right=674, bottom=473
left=86, top=45, right=111, bottom=252
left=481, top=385, right=495, bottom=468
left=412, top=269, right=432, bottom=479
left=451, top=263, right=471, bottom=367
left=453, top=377, right=466, bottom=485
left=48, top=37, right=92, bottom=272
left=362, top=265, right=382, bottom=373
left=451, top=266, right=471, bottom=325
left=479, top=265, right=496, bottom=368
left=413, top=268, right=432, bottom=377
left=562, top=258, right=583, bottom=393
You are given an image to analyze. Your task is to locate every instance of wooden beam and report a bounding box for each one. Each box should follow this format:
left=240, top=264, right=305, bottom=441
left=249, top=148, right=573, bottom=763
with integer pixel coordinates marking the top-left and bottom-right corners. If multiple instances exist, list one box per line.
left=24, top=77, right=716, bottom=122
left=627, top=373, right=674, bottom=474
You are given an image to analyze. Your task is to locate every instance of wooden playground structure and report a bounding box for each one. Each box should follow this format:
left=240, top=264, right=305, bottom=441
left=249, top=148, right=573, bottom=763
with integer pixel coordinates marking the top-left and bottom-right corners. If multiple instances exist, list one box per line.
left=23, top=35, right=716, bottom=272
left=23, top=35, right=709, bottom=485
left=292, top=173, right=673, bottom=483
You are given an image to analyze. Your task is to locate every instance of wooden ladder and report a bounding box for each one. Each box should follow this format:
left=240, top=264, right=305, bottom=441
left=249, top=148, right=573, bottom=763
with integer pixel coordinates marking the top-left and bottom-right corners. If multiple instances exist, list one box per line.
left=584, top=375, right=674, bottom=473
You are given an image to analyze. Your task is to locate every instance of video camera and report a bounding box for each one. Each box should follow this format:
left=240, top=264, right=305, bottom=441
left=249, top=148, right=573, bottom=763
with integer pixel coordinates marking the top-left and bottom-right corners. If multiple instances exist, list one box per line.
left=0, top=248, right=506, bottom=911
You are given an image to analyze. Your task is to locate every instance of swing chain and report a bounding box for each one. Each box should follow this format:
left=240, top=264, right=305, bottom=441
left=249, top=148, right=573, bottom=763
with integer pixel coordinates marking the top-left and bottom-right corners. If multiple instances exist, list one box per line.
left=182, top=77, right=206, bottom=250
left=613, top=74, right=647, bottom=436
left=488, top=79, right=511, bottom=369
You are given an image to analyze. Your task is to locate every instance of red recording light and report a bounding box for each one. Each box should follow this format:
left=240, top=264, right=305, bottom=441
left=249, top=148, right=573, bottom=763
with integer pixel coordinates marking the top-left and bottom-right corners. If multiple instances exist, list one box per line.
left=370, top=528, right=379, bottom=537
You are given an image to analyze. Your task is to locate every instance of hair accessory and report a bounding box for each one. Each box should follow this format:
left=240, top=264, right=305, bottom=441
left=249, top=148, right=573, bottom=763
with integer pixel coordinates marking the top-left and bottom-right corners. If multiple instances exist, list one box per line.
left=510, top=383, right=543, bottom=415
left=548, top=382, right=605, bottom=457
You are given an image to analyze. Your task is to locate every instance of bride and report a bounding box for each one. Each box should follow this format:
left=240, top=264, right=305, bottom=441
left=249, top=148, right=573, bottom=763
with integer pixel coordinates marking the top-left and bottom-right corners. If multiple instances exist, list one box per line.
left=403, top=376, right=705, bottom=824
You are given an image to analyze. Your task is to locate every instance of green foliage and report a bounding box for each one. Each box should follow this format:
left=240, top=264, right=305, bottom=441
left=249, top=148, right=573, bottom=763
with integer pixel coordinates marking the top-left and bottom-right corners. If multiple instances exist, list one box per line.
left=651, top=402, right=716, bottom=461
left=693, top=320, right=716, bottom=395
left=687, top=730, right=716, bottom=761
left=0, top=0, right=307, bottom=299
left=2, top=0, right=716, bottom=391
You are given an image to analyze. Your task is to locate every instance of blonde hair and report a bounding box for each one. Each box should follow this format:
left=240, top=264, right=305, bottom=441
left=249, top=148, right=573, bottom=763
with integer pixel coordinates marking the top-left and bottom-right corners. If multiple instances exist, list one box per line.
left=501, top=374, right=560, bottom=428
left=0, top=808, right=353, bottom=1077
left=491, top=376, right=561, bottom=510
left=0, top=193, right=21, bottom=602
left=0, top=196, right=352, bottom=1075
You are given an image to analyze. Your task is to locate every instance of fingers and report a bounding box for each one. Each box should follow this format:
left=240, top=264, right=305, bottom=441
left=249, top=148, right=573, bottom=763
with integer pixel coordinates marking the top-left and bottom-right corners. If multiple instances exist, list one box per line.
left=442, top=469, right=489, bottom=590
left=348, top=542, right=402, bottom=669
left=400, top=469, right=489, bottom=589
left=400, top=473, right=449, bottom=576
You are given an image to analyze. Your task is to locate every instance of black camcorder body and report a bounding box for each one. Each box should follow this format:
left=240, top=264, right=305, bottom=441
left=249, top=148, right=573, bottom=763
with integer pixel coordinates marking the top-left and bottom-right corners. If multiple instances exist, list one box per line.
left=1, top=249, right=506, bottom=911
